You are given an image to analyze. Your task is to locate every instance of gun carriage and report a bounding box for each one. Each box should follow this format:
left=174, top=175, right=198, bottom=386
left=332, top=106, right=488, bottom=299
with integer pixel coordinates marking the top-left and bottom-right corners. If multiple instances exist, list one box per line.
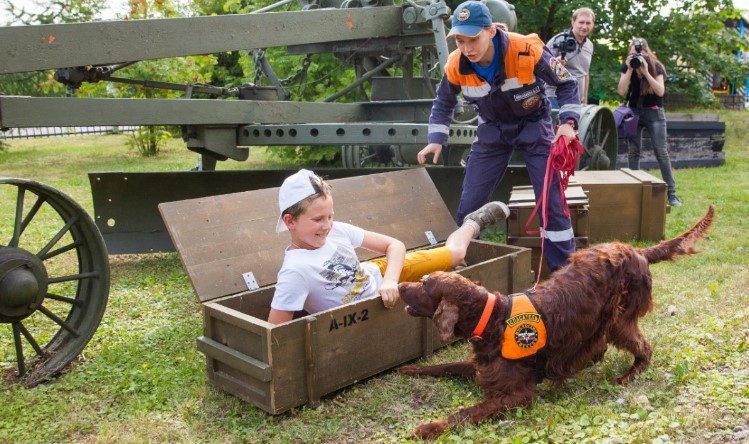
left=0, top=0, right=618, bottom=386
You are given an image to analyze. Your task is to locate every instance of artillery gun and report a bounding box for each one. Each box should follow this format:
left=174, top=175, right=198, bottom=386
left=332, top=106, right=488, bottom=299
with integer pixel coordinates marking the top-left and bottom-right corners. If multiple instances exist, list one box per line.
left=0, top=0, right=617, bottom=385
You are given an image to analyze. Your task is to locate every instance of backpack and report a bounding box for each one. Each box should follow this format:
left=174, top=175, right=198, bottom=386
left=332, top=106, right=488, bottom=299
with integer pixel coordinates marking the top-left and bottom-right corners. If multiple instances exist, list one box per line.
left=613, top=104, right=639, bottom=139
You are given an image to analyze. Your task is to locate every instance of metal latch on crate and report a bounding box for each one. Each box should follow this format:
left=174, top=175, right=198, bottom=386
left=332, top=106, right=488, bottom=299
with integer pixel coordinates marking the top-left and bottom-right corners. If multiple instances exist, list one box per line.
left=424, top=230, right=438, bottom=245
left=242, top=272, right=260, bottom=291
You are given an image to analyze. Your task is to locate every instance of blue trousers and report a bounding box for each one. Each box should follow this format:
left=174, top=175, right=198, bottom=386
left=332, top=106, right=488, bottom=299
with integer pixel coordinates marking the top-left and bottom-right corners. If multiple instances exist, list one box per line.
left=457, top=118, right=576, bottom=272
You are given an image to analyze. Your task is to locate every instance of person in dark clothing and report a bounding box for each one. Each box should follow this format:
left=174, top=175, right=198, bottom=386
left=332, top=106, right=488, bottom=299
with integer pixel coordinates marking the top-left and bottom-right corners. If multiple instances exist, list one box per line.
left=417, top=1, right=582, bottom=272
left=617, top=37, right=681, bottom=207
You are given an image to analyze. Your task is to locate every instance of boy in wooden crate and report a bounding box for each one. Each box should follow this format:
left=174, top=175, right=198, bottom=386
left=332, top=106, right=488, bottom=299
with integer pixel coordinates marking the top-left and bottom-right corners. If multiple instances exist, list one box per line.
left=268, top=169, right=509, bottom=324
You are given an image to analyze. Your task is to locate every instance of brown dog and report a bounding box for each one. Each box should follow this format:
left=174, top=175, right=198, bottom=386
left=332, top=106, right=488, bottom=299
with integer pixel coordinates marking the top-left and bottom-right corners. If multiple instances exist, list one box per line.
left=398, top=205, right=715, bottom=440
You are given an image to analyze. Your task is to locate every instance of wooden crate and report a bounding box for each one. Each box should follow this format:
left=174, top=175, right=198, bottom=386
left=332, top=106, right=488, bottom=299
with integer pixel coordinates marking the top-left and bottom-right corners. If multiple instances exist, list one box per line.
left=506, top=184, right=589, bottom=279
left=159, top=169, right=534, bottom=414
left=615, top=113, right=725, bottom=168
left=507, top=236, right=589, bottom=280
left=506, top=184, right=590, bottom=238
left=569, top=169, right=667, bottom=242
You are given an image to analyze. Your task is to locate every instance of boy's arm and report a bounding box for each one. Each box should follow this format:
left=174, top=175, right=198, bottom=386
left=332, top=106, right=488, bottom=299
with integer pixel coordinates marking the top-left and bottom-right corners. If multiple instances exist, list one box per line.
left=268, top=267, right=307, bottom=324
left=268, top=308, right=294, bottom=325
left=361, top=230, right=406, bottom=309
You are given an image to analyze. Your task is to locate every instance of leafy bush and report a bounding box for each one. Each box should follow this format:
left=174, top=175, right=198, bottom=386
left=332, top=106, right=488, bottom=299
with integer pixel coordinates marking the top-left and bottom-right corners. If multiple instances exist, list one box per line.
left=127, top=126, right=172, bottom=157
left=269, top=145, right=341, bottom=166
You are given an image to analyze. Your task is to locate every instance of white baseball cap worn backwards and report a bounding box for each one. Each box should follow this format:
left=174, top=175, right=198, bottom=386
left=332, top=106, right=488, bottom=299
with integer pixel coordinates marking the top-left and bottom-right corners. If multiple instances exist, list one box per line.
left=276, top=169, right=318, bottom=233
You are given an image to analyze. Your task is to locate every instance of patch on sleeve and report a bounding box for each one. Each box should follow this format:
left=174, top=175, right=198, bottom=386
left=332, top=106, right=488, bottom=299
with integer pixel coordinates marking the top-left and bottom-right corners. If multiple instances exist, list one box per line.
left=522, top=94, right=541, bottom=110
left=549, top=57, right=571, bottom=81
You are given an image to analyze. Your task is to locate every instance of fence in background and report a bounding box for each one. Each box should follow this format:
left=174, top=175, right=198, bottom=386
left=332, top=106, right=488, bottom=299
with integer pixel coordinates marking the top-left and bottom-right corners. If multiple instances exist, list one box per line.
left=0, top=126, right=138, bottom=140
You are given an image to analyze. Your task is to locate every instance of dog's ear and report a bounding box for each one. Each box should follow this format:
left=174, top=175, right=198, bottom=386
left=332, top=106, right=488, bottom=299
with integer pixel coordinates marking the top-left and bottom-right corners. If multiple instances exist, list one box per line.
left=433, top=300, right=459, bottom=342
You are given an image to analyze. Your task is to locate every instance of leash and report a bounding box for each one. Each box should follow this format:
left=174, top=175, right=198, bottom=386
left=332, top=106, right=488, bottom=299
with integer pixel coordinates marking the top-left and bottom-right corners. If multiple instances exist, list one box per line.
left=524, top=134, right=583, bottom=287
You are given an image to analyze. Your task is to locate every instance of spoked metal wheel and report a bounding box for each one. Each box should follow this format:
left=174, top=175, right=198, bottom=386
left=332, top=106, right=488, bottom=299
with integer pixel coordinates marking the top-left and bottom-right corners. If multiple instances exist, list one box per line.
left=0, top=178, right=109, bottom=386
left=445, top=145, right=470, bottom=167
left=577, top=105, right=618, bottom=170
left=341, top=144, right=407, bottom=168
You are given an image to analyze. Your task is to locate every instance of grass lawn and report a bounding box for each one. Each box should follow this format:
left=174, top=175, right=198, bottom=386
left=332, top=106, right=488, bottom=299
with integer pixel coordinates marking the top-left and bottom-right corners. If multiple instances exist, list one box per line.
left=1, top=113, right=748, bottom=443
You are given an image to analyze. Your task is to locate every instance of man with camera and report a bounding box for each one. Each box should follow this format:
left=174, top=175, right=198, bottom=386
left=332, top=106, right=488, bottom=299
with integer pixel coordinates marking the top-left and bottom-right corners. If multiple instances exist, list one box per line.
left=545, top=7, right=595, bottom=107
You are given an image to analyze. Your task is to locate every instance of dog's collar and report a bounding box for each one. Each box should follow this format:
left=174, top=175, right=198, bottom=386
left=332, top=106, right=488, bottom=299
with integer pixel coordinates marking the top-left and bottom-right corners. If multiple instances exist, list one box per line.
left=469, top=291, right=495, bottom=343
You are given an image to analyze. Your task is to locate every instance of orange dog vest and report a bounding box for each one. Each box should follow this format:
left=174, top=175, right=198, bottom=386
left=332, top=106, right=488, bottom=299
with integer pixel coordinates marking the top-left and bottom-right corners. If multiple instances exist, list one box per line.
left=501, top=293, right=547, bottom=360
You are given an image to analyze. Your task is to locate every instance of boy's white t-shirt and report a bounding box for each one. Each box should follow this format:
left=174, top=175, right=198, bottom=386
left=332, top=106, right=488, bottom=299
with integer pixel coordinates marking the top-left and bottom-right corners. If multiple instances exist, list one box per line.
left=271, top=222, right=383, bottom=314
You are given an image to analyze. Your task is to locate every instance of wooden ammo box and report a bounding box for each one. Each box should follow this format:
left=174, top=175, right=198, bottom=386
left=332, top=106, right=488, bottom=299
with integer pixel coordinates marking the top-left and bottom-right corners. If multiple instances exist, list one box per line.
left=159, top=169, right=533, bottom=414
left=616, top=113, right=725, bottom=169
left=569, top=169, right=667, bottom=242
left=506, top=184, right=590, bottom=279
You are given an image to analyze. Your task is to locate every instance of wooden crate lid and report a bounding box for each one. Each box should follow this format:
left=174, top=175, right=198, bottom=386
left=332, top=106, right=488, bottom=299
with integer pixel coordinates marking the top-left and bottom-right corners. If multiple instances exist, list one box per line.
left=568, top=169, right=665, bottom=186
left=159, top=169, right=458, bottom=303
left=508, top=184, right=588, bottom=209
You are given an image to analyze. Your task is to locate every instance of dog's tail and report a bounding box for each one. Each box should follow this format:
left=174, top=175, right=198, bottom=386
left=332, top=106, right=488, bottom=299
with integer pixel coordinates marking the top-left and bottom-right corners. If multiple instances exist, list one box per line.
left=642, top=205, right=715, bottom=264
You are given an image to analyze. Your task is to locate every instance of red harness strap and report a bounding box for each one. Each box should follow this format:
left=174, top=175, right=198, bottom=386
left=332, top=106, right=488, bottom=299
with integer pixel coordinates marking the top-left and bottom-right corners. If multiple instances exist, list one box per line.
left=470, top=291, right=496, bottom=342
left=524, top=135, right=583, bottom=286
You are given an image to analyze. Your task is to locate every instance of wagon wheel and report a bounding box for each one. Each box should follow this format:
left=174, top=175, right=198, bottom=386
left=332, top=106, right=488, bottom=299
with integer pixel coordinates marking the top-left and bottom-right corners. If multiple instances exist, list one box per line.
left=577, top=105, right=618, bottom=170
left=0, top=178, right=109, bottom=386
left=341, top=144, right=407, bottom=168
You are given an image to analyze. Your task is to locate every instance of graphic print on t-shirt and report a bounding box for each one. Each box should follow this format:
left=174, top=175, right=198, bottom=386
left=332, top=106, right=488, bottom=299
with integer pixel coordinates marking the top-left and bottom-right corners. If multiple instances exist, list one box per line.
left=321, top=247, right=370, bottom=304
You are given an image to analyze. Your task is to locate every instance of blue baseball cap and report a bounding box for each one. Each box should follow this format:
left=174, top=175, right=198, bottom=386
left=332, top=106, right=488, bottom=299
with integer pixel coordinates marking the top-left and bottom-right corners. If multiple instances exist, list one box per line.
left=448, top=1, right=493, bottom=37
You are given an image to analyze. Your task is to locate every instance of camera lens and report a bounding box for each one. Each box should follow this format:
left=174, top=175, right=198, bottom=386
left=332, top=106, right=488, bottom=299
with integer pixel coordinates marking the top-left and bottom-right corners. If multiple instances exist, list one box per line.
left=565, top=38, right=577, bottom=53
left=629, top=56, right=641, bottom=69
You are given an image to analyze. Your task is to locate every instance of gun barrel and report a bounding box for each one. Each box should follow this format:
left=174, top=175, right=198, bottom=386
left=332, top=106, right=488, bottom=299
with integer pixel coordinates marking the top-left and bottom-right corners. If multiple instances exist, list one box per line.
left=0, top=7, right=414, bottom=74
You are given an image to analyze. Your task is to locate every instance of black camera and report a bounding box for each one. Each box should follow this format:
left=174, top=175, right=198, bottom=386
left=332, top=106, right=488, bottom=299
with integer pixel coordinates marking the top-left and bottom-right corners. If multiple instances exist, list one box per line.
left=553, top=30, right=577, bottom=59
left=629, top=39, right=645, bottom=68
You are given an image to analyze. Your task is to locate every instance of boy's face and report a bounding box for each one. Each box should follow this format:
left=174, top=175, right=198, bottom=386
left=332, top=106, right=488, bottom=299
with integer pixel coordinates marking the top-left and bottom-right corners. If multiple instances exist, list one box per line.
left=286, top=195, right=334, bottom=249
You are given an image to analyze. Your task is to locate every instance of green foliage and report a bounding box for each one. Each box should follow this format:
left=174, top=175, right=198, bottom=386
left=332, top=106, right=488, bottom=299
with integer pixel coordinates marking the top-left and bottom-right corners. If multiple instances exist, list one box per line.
left=510, top=0, right=749, bottom=106
left=127, top=126, right=172, bottom=156
left=0, top=72, right=70, bottom=97
left=631, top=1, right=749, bottom=104
left=268, top=145, right=342, bottom=166
left=0, top=0, right=106, bottom=96
left=75, top=0, right=219, bottom=157
left=1, top=0, right=105, bottom=25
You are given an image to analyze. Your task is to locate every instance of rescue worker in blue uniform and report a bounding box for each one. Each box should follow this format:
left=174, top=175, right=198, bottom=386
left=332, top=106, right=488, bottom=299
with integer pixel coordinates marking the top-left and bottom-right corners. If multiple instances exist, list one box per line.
left=418, top=1, right=582, bottom=272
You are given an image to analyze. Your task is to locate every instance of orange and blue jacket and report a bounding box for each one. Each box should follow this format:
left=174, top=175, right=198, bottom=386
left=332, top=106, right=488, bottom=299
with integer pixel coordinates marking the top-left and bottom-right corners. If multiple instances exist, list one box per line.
left=428, top=27, right=582, bottom=146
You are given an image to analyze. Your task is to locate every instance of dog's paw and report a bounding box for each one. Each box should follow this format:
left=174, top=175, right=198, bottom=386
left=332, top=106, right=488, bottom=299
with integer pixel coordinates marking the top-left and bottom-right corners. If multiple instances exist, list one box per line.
left=612, top=374, right=634, bottom=386
left=410, top=421, right=447, bottom=440
left=398, top=365, right=424, bottom=377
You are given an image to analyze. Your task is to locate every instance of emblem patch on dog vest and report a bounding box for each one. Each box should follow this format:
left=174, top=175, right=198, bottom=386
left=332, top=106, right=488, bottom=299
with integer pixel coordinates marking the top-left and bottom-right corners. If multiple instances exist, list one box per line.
left=501, top=294, right=547, bottom=359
